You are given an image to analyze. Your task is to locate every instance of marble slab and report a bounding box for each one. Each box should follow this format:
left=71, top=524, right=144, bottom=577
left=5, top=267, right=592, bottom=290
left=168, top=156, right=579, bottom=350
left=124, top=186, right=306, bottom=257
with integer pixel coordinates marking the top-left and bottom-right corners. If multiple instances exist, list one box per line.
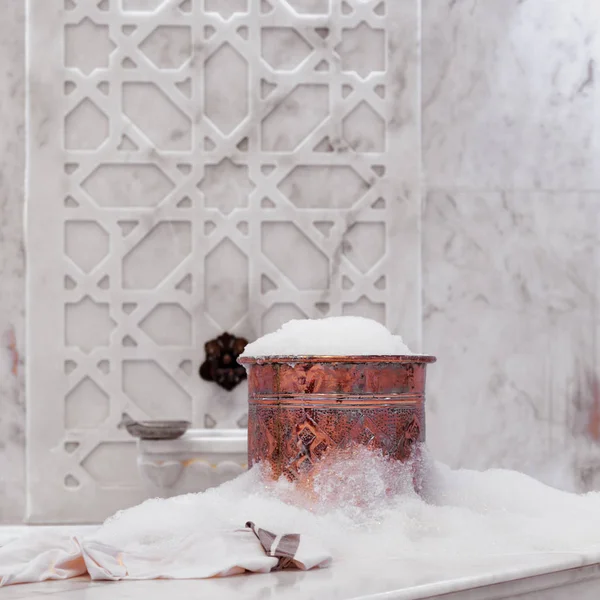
left=2, top=527, right=600, bottom=600
left=26, top=0, right=421, bottom=522
left=422, top=0, right=600, bottom=190
left=423, top=190, right=600, bottom=491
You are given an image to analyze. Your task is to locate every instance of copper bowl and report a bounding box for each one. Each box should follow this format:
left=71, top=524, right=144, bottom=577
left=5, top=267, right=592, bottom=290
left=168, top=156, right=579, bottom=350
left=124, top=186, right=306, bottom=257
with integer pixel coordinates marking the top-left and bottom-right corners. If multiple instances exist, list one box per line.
left=238, top=355, right=436, bottom=484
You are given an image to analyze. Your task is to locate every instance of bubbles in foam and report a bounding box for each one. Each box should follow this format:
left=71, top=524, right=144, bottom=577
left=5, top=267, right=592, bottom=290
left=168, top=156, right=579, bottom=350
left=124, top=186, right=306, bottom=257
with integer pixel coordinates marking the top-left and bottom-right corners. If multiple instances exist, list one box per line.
left=284, top=446, right=418, bottom=517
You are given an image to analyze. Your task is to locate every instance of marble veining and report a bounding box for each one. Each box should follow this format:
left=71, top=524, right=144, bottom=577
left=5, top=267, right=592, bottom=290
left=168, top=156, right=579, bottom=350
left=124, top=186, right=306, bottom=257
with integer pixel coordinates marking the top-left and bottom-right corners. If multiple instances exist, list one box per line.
left=0, top=0, right=26, bottom=524
left=423, top=190, right=600, bottom=491
left=422, top=0, right=600, bottom=190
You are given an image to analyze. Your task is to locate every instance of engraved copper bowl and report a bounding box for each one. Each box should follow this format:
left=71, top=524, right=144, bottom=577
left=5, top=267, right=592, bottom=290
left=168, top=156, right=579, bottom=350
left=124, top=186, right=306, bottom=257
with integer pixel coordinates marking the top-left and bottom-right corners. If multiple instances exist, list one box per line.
left=238, top=355, right=436, bottom=485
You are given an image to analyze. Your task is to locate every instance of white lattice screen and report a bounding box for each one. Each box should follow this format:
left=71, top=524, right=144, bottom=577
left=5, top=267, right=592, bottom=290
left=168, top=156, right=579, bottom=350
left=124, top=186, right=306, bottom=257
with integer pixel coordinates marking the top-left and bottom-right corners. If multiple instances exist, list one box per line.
left=26, top=0, right=419, bottom=522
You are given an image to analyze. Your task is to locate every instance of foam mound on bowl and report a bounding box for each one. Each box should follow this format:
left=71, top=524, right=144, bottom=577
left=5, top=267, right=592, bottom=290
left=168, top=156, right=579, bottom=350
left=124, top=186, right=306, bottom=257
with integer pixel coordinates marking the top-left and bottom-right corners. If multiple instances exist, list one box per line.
left=240, top=316, right=412, bottom=357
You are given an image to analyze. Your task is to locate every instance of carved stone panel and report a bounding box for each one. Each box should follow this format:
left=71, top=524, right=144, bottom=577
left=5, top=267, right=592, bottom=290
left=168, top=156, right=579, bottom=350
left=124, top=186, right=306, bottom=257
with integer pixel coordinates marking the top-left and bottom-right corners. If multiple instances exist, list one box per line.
left=27, top=0, right=420, bottom=522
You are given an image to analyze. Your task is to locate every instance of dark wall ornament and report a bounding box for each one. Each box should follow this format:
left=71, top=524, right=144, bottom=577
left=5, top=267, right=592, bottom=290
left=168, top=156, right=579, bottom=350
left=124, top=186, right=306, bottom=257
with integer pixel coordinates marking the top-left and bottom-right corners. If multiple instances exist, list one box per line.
left=199, top=333, right=249, bottom=391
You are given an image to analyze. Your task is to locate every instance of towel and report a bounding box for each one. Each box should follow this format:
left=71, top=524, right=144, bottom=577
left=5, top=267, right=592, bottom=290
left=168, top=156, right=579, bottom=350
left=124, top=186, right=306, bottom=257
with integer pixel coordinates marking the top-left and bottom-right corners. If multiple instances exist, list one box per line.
left=0, top=522, right=331, bottom=586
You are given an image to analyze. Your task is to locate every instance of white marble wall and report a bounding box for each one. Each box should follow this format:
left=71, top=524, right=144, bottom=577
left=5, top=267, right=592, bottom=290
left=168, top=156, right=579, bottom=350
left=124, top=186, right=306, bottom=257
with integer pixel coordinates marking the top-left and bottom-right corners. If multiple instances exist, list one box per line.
left=422, top=0, right=600, bottom=491
left=0, top=1, right=26, bottom=523
left=2, top=0, right=600, bottom=523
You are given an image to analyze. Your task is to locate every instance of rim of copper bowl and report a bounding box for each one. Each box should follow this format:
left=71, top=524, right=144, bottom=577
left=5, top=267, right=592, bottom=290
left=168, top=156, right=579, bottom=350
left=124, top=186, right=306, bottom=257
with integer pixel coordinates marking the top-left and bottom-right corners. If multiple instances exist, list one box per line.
left=238, top=355, right=436, bottom=365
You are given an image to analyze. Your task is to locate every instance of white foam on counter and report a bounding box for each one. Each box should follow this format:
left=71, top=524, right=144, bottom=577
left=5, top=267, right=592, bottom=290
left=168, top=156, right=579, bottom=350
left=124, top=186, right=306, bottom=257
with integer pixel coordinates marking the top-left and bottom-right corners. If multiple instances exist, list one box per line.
left=95, top=447, right=600, bottom=566
left=240, top=317, right=413, bottom=357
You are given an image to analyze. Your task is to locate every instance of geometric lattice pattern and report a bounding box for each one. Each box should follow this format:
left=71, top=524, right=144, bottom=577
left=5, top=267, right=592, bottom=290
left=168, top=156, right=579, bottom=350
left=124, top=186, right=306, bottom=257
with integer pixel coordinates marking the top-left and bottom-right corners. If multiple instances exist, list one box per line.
left=27, top=0, right=419, bottom=522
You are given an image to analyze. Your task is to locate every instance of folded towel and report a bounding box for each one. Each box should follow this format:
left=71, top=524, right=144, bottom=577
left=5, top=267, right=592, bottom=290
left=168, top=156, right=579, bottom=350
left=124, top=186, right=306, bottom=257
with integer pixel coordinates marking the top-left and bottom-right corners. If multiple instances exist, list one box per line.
left=0, top=522, right=331, bottom=586
left=245, top=521, right=328, bottom=571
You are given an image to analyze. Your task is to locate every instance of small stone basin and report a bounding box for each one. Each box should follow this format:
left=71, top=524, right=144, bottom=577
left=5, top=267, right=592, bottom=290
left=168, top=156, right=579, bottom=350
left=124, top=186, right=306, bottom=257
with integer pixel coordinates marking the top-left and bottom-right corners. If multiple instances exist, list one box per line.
left=136, top=429, right=248, bottom=496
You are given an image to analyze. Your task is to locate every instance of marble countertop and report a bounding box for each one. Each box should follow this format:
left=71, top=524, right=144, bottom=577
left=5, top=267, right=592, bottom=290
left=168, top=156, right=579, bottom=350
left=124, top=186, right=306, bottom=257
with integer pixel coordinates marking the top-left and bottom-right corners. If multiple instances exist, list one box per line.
left=2, top=527, right=600, bottom=599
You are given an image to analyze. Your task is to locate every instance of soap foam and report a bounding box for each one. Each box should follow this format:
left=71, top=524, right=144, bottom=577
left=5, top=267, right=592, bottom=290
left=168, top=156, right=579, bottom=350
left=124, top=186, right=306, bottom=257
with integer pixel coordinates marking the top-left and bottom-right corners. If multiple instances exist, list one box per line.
left=95, top=447, right=600, bottom=566
left=240, top=317, right=413, bottom=357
